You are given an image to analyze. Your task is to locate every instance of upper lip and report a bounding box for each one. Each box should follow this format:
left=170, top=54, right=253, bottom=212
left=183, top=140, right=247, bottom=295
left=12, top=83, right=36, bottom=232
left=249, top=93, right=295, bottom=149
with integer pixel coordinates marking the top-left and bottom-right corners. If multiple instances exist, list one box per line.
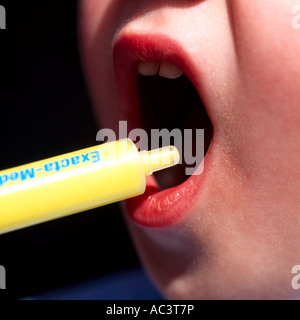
left=113, top=31, right=214, bottom=227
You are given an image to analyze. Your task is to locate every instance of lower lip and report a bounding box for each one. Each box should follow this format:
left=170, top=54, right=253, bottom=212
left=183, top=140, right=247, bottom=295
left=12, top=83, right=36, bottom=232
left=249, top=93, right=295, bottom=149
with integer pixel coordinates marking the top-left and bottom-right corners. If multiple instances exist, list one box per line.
left=125, top=149, right=212, bottom=228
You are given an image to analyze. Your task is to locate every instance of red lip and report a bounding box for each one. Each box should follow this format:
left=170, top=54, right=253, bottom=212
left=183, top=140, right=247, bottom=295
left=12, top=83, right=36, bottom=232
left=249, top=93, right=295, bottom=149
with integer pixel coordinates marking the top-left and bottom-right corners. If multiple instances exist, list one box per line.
left=113, top=32, right=214, bottom=228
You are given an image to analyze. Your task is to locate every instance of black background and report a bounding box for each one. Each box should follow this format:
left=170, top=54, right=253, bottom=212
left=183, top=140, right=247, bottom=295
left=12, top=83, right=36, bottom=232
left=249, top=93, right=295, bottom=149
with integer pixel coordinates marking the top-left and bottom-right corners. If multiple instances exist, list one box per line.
left=0, top=1, right=139, bottom=299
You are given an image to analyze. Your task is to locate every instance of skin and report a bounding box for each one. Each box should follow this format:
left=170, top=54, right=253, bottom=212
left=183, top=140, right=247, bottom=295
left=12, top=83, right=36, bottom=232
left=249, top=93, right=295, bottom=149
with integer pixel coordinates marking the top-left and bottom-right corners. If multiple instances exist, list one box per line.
left=79, top=0, right=300, bottom=299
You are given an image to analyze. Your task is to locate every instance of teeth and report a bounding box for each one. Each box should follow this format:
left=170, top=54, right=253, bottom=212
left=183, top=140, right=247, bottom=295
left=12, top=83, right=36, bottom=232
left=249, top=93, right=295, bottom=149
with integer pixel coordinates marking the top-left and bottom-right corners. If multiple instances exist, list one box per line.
left=159, top=62, right=184, bottom=79
left=137, top=61, right=184, bottom=79
left=138, top=61, right=160, bottom=76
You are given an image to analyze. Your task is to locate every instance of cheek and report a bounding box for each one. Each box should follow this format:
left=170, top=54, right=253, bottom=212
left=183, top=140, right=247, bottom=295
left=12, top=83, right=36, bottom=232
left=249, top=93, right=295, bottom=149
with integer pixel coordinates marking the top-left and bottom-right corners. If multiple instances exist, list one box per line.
left=231, top=0, right=300, bottom=105
left=80, top=0, right=111, bottom=40
left=224, top=0, right=300, bottom=185
left=80, top=0, right=125, bottom=131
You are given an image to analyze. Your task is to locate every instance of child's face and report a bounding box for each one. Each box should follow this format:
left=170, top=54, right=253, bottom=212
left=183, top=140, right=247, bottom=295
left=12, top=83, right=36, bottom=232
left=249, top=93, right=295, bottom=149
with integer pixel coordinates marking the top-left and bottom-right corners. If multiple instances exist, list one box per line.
left=80, top=0, right=300, bottom=299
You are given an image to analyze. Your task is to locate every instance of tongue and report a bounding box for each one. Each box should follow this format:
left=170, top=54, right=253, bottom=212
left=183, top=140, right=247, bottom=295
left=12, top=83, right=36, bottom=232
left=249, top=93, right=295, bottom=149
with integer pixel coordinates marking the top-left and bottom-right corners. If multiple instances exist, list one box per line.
left=138, top=74, right=213, bottom=189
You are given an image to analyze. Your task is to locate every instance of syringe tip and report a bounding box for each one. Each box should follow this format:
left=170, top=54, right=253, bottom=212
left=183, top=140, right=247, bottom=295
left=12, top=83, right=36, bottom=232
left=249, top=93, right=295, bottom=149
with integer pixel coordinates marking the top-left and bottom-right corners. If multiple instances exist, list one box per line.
left=140, top=146, right=180, bottom=176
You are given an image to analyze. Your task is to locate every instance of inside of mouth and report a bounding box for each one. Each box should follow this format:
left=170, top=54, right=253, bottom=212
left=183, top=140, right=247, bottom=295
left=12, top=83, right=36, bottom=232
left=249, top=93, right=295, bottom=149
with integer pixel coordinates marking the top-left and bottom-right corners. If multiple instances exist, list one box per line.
left=138, top=72, right=213, bottom=189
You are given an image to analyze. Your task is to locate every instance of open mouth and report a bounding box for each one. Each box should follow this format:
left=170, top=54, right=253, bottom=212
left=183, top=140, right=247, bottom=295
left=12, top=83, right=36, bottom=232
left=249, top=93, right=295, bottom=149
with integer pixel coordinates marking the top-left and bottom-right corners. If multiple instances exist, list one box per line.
left=113, top=33, right=214, bottom=227
left=138, top=64, right=213, bottom=190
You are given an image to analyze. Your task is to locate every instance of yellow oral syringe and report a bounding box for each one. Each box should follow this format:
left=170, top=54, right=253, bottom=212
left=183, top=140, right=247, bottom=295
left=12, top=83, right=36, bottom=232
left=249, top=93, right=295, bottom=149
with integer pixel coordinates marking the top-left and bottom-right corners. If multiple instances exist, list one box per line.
left=0, top=139, right=180, bottom=234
